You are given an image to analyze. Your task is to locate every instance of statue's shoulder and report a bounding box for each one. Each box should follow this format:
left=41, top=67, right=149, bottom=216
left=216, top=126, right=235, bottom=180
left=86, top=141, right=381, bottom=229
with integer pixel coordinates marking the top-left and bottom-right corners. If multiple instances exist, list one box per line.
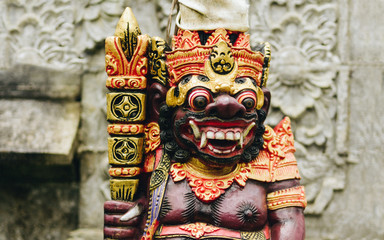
left=247, top=117, right=301, bottom=182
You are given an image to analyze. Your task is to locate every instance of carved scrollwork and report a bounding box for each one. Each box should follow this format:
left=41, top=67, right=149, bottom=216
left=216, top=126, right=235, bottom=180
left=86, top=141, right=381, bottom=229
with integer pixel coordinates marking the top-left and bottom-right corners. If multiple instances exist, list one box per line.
left=0, top=0, right=125, bottom=70
left=249, top=0, right=346, bottom=214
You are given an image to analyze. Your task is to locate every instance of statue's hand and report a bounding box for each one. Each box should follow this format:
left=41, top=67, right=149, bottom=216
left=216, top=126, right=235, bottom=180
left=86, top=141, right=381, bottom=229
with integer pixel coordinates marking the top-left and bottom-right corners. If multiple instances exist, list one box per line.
left=104, top=200, right=145, bottom=239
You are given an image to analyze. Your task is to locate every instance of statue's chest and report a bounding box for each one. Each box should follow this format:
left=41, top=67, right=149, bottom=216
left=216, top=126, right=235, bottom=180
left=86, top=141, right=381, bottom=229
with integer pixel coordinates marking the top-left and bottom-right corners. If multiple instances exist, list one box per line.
left=158, top=176, right=268, bottom=232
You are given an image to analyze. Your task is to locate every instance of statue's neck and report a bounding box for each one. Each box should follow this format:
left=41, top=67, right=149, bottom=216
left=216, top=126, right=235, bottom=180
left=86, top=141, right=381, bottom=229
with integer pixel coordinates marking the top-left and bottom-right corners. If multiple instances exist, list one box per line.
left=186, top=157, right=237, bottom=177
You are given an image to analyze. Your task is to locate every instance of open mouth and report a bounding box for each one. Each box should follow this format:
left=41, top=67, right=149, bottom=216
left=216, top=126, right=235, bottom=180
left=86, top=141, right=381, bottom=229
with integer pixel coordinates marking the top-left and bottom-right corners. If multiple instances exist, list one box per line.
left=182, top=119, right=256, bottom=157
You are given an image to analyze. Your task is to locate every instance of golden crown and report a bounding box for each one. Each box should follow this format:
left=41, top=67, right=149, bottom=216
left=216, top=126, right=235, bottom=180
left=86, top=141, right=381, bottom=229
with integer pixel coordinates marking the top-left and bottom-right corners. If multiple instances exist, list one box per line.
left=166, top=28, right=270, bottom=87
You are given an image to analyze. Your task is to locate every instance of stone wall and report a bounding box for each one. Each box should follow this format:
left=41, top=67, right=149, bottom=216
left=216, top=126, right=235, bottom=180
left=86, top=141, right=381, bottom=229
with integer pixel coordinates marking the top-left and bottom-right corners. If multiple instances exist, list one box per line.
left=0, top=0, right=383, bottom=239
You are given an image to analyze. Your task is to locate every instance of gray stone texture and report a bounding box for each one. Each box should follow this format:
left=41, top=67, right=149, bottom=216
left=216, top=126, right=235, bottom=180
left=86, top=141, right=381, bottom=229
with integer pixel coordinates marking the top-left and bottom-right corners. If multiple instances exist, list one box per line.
left=0, top=100, right=80, bottom=165
left=0, top=182, right=78, bottom=240
left=0, top=0, right=384, bottom=239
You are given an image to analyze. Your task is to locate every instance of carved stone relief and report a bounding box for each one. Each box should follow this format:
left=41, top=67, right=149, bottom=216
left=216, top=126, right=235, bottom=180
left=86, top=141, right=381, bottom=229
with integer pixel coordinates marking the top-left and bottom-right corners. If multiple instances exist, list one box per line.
left=249, top=0, right=349, bottom=214
left=0, top=0, right=126, bottom=71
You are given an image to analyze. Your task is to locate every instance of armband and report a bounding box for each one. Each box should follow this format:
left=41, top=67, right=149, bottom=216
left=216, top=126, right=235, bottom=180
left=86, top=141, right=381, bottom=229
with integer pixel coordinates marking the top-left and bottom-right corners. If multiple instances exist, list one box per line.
left=267, top=186, right=307, bottom=210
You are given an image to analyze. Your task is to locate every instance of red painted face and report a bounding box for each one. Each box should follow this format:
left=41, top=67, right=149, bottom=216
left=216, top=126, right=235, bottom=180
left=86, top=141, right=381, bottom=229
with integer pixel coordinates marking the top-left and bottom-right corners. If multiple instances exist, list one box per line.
left=172, top=82, right=260, bottom=166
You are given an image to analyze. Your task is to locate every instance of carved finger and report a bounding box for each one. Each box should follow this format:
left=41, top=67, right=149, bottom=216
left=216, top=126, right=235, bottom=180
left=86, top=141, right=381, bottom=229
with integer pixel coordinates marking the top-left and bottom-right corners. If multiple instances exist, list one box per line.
left=104, top=226, right=138, bottom=239
left=104, top=200, right=136, bottom=213
left=104, top=214, right=140, bottom=226
left=120, top=204, right=142, bottom=221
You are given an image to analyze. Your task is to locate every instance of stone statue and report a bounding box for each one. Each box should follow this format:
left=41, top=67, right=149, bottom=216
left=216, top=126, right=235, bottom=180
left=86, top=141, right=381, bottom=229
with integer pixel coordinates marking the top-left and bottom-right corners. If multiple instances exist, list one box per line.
left=104, top=2, right=306, bottom=239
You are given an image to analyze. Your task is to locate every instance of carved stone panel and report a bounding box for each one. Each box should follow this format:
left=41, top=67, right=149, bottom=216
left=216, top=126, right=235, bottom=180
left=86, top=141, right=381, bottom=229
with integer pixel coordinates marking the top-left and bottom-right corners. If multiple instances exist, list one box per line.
left=249, top=0, right=349, bottom=214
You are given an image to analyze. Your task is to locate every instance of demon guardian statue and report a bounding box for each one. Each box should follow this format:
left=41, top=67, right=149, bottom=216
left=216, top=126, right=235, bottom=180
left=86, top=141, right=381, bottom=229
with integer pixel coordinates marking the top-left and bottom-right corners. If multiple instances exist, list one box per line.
left=104, top=1, right=306, bottom=239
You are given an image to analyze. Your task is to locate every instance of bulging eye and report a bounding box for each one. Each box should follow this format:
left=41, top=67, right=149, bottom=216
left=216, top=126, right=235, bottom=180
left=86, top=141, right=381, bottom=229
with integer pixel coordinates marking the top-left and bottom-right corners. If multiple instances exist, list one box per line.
left=237, top=91, right=257, bottom=111
left=188, top=89, right=212, bottom=111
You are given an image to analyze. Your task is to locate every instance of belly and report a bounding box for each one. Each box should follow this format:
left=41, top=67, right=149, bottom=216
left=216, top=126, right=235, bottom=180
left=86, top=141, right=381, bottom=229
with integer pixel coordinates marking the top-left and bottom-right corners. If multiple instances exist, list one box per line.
left=158, top=176, right=268, bottom=232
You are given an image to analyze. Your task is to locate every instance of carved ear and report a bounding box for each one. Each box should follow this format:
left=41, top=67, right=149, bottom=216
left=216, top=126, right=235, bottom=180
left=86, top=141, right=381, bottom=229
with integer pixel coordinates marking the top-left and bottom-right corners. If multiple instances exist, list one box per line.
left=147, top=82, right=168, bottom=122
left=261, top=87, right=271, bottom=118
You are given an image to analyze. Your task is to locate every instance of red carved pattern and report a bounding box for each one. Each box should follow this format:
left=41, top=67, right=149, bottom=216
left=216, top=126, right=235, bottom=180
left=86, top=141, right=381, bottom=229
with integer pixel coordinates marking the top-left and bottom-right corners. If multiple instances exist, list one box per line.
left=141, top=219, right=159, bottom=240
left=168, top=64, right=205, bottom=87
left=127, top=35, right=149, bottom=77
left=179, top=223, right=220, bottom=239
left=236, top=68, right=262, bottom=86
left=105, top=35, right=149, bottom=78
left=245, top=118, right=301, bottom=182
left=105, top=36, right=128, bottom=76
left=233, top=33, right=250, bottom=48
left=173, top=30, right=201, bottom=49
left=106, top=76, right=147, bottom=90
left=171, top=163, right=248, bottom=203
left=274, top=117, right=295, bottom=153
left=205, top=28, right=231, bottom=45
left=145, top=122, right=161, bottom=153
left=167, top=29, right=265, bottom=86
left=267, top=186, right=307, bottom=210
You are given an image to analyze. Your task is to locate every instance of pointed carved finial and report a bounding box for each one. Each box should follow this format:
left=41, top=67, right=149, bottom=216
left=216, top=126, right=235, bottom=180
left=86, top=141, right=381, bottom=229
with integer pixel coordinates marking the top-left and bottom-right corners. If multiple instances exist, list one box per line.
left=114, top=7, right=141, bottom=61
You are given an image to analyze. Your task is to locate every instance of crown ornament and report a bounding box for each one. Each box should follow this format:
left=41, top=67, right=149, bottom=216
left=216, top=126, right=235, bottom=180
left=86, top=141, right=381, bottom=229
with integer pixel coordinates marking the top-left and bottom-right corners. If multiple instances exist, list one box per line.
left=166, top=28, right=270, bottom=88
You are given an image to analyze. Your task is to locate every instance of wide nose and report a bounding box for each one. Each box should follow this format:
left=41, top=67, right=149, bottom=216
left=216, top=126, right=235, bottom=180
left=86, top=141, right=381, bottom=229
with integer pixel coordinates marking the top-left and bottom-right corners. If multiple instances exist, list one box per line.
left=205, top=94, right=246, bottom=119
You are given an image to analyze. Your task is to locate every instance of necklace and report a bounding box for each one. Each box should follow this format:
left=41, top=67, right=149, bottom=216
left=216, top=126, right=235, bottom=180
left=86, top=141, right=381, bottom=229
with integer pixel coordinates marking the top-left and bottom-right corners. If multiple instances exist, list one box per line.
left=170, top=159, right=250, bottom=203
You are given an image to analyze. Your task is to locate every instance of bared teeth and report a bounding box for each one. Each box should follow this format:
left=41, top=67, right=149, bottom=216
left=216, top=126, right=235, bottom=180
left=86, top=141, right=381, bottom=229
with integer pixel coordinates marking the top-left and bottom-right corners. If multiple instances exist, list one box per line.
left=189, top=120, right=201, bottom=139
left=189, top=121, right=257, bottom=151
left=243, top=122, right=255, bottom=138
left=235, top=132, right=241, bottom=140
left=215, top=131, right=225, bottom=140
left=200, top=132, right=207, bottom=148
left=207, top=131, right=215, bottom=139
left=226, top=132, right=235, bottom=140
left=239, top=133, right=244, bottom=148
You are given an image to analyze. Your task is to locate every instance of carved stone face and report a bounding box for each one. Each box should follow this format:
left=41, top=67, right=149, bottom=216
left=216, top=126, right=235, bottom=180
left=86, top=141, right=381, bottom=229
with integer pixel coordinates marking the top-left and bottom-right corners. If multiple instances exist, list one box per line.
left=170, top=75, right=264, bottom=166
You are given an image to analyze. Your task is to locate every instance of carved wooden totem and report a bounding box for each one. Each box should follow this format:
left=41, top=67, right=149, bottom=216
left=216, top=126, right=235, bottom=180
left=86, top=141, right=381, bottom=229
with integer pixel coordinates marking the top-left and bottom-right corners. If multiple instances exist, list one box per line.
left=104, top=2, right=306, bottom=240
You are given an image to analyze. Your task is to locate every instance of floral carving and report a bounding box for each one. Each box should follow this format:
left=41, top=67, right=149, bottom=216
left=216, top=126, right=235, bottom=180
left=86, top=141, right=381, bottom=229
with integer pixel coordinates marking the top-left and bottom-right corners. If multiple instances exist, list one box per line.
left=249, top=0, right=346, bottom=214
left=170, top=162, right=248, bottom=203
left=179, top=223, right=219, bottom=239
left=0, top=0, right=125, bottom=70
left=145, top=122, right=161, bottom=153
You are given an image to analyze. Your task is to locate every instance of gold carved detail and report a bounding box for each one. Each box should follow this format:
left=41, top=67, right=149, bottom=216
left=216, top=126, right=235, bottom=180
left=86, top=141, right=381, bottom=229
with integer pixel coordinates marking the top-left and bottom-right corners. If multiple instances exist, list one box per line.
left=110, top=179, right=139, bottom=201
left=247, top=117, right=301, bottom=182
left=114, top=7, right=141, bottom=61
left=107, top=92, right=146, bottom=122
left=105, top=35, right=149, bottom=77
left=209, top=40, right=235, bottom=74
left=240, top=230, right=266, bottom=240
left=170, top=161, right=249, bottom=203
left=145, top=122, right=161, bottom=153
left=105, top=36, right=128, bottom=76
left=108, top=137, right=144, bottom=166
left=149, top=153, right=171, bottom=191
left=107, top=124, right=144, bottom=135
left=109, top=167, right=141, bottom=178
left=166, top=28, right=264, bottom=87
left=148, top=37, right=168, bottom=86
left=267, top=186, right=307, bottom=210
left=179, top=223, right=220, bottom=239
left=106, top=76, right=147, bottom=90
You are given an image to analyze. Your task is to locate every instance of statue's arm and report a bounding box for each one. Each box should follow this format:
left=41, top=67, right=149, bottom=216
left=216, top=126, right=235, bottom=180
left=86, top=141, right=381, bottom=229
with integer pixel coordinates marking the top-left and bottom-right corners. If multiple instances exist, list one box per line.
left=267, top=179, right=306, bottom=240
left=269, top=207, right=305, bottom=240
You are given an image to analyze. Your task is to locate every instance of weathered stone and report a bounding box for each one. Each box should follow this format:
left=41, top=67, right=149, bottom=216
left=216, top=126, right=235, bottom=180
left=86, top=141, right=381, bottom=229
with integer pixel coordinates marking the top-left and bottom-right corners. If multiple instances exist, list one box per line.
left=0, top=64, right=81, bottom=100
left=78, top=152, right=110, bottom=229
left=67, top=228, right=103, bottom=240
left=0, top=182, right=78, bottom=240
left=0, top=100, right=80, bottom=165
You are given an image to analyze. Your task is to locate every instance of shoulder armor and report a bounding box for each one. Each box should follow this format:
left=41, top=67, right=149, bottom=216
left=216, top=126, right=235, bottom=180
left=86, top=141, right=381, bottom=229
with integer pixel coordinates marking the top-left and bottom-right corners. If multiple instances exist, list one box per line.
left=247, top=117, right=301, bottom=182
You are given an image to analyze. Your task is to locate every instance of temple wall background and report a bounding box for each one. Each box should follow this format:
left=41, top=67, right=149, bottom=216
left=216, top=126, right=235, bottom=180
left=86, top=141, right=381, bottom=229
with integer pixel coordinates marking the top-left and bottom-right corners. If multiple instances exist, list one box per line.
left=0, top=0, right=383, bottom=239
